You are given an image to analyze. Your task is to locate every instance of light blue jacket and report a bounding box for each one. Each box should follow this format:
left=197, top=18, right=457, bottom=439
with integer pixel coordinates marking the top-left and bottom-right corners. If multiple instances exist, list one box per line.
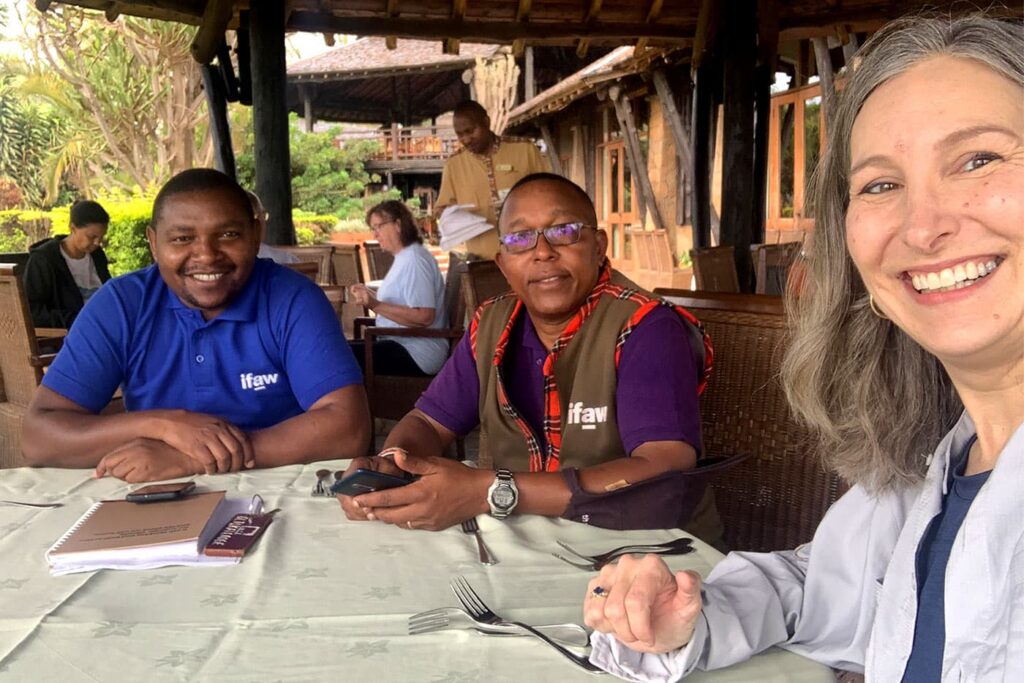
left=591, top=412, right=1024, bottom=681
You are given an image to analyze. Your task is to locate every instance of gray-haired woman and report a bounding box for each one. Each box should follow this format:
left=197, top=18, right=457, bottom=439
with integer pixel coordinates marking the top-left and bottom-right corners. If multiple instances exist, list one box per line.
left=583, top=14, right=1023, bottom=682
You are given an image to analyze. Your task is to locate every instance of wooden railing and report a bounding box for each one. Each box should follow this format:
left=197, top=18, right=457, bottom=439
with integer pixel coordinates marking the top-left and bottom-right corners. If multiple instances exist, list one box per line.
left=335, top=125, right=460, bottom=162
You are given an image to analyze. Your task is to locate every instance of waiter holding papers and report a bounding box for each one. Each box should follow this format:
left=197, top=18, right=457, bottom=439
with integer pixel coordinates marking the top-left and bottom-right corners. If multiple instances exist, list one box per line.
left=436, top=100, right=550, bottom=259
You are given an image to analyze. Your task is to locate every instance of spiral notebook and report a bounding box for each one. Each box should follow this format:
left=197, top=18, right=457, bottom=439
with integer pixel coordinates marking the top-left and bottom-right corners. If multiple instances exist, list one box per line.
left=46, top=491, right=242, bottom=575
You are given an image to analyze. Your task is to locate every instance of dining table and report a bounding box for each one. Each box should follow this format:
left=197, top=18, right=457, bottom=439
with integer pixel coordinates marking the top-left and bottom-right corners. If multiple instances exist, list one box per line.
left=0, top=461, right=834, bottom=682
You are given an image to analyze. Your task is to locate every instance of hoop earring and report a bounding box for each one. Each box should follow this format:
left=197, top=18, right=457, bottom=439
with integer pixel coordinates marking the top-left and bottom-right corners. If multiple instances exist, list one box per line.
left=868, top=295, right=888, bottom=320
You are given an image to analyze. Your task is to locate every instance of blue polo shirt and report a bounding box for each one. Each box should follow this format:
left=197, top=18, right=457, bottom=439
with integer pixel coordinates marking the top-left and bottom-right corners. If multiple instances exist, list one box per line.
left=43, top=258, right=362, bottom=431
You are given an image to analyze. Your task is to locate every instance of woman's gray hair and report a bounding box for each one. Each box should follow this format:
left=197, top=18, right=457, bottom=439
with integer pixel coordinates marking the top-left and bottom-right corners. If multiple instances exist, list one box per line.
left=781, top=14, right=1024, bottom=492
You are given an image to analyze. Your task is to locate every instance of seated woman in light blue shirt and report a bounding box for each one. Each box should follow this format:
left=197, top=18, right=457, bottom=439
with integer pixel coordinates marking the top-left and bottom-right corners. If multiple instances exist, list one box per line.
left=583, top=14, right=1023, bottom=682
left=349, top=200, right=447, bottom=376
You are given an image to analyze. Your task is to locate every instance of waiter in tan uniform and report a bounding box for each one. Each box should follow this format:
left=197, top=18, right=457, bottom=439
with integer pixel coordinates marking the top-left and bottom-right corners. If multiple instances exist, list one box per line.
left=436, top=100, right=550, bottom=258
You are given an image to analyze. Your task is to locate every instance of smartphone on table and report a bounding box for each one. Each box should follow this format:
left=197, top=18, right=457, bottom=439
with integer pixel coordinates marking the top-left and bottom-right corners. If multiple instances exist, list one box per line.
left=330, top=469, right=413, bottom=497
left=125, top=481, right=196, bottom=503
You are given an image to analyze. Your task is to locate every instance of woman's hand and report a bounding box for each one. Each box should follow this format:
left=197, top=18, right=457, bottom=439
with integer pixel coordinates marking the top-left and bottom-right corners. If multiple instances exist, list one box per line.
left=584, top=554, right=704, bottom=654
left=349, top=284, right=378, bottom=309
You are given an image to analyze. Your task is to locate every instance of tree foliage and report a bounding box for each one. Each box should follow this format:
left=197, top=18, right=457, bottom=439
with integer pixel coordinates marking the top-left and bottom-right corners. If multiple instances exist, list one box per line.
left=236, top=118, right=389, bottom=219
left=26, top=7, right=209, bottom=195
left=0, top=66, right=67, bottom=207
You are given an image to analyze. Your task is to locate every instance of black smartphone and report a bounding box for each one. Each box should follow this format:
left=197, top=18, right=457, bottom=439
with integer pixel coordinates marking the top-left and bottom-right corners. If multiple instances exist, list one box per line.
left=125, top=481, right=196, bottom=503
left=330, top=468, right=412, bottom=497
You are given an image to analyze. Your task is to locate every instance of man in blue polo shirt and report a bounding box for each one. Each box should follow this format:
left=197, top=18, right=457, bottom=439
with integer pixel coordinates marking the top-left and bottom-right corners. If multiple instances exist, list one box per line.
left=22, top=168, right=369, bottom=482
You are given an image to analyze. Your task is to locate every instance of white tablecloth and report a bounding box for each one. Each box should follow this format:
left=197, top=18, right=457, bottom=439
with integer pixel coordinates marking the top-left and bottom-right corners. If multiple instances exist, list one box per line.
left=0, top=462, right=833, bottom=682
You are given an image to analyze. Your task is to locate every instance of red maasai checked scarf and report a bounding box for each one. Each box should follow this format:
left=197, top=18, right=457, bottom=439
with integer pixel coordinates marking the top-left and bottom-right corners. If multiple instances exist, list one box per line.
left=471, top=262, right=713, bottom=473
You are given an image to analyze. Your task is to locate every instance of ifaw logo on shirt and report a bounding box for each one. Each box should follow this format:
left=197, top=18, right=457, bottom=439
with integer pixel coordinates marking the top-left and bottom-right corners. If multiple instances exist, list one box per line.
left=566, top=401, right=608, bottom=431
left=240, top=372, right=279, bottom=392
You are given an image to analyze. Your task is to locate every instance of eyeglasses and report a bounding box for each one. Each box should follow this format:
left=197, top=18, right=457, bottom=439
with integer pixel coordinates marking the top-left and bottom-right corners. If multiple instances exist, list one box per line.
left=499, top=222, right=597, bottom=254
left=369, top=219, right=396, bottom=233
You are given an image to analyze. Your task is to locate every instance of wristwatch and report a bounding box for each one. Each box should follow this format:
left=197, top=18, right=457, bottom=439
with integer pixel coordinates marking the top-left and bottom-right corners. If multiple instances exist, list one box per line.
left=487, top=469, right=519, bottom=519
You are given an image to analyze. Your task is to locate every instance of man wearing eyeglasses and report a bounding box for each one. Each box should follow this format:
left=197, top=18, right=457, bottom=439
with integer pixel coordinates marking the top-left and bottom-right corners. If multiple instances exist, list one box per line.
left=339, top=173, right=719, bottom=537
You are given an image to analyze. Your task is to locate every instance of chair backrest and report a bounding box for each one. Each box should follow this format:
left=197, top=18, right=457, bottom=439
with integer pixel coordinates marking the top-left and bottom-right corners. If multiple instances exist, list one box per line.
left=330, top=243, right=364, bottom=286
left=443, top=252, right=468, bottom=332
left=462, top=259, right=510, bottom=315
left=661, top=294, right=844, bottom=552
left=363, top=241, right=394, bottom=281
left=690, top=245, right=740, bottom=293
left=754, top=242, right=803, bottom=296
left=286, top=261, right=319, bottom=282
left=0, top=264, right=46, bottom=406
left=277, top=245, right=334, bottom=284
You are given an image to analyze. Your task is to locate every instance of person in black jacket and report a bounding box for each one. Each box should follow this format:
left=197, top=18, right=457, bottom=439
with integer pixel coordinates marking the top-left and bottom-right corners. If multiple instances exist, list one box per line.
left=24, top=200, right=112, bottom=328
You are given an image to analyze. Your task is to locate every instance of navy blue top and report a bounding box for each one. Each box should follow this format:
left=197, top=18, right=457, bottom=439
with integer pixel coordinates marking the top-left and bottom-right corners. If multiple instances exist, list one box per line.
left=43, top=259, right=362, bottom=431
left=901, top=436, right=989, bottom=682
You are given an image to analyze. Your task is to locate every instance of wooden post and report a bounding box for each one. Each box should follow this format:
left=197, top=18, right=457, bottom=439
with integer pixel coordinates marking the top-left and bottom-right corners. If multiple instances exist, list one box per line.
left=610, top=86, right=665, bottom=232
left=391, top=122, right=400, bottom=161
left=237, top=12, right=252, bottom=106
left=582, top=121, right=596, bottom=200
left=300, top=85, right=315, bottom=133
left=719, top=0, right=756, bottom=291
left=651, top=69, right=696, bottom=227
left=524, top=46, right=536, bottom=101
left=690, top=61, right=715, bottom=249
left=250, top=0, right=295, bottom=246
left=539, top=123, right=563, bottom=176
left=812, top=37, right=835, bottom=125
left=201, top=64, right=236, bottom=179
left=752, top=0, right=779, bottom=247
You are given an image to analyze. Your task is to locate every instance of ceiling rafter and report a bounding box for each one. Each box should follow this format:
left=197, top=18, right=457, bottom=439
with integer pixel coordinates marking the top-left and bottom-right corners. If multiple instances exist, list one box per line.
left=385, top=0, right=399, bottom=50
left=444, top=0, right=468, bottom=55
left=575, top=0, right=603, bottom=58
left=511, top=0, right=533, bottom=56
left=633, top=0, right=664, bottom=57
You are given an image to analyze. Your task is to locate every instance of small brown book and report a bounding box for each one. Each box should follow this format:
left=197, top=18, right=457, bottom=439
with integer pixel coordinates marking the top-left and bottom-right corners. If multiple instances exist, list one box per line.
left=46, top=491, right=227, bottom=571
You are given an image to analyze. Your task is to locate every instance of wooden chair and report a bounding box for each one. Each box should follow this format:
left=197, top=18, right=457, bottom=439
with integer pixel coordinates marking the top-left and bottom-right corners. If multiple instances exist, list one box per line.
left=328, top=244, right=367, bottom=338
left=363, top=240, right=394, bottom=281
left=461, top=259, right=510, bottom=315
left=0, top=264, right=58, bottom=468
left=657, top=290, right=845, bottom=552
left=286, top=260, right=319, bottom=282
left=361, top=254, right=467, bottom=452
left=754, top=242, right=803, bottom=296
left=690, top=245, right=740, bottom=293
left=653, top=288, right=784, bottom=316
left=278, top=245, right=334, bottom=284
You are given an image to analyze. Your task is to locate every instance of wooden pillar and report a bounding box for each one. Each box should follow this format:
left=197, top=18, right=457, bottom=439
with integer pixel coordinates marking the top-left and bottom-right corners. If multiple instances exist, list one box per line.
left=539, top=123, right=563, bottom=176
left=300, top=85, right=315, bottom=133
left=525, top=46, right=536, bottom=101
left=719, top=0, right=757, bottom=291
left=652, top=68, right=694, bottom=233
left=201, top=64, right=235, bottom=179
left=752, top=0, right=778, bottom=247
left=690, top=61, right=716, bottom=249
left=249, top=0, right=295, bottom=245
left=812, top=37, right=835, bottom=125
left=391, top=122, right=400, bottom=161
left=611, top=86, right=665, bottom=232
left=236, top=12, right=252, bottom=106
left=582, top=121, right=596, bottom=200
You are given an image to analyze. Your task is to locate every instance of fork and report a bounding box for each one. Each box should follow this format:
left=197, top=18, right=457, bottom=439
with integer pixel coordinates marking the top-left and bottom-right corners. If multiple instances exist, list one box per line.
left=553, top=537, right=694, bottom=569
left=450, top=576, right=604, bottom=674
left=408, top=606, right=589, bottom=647
left=460, top=517, right=497, bottom=566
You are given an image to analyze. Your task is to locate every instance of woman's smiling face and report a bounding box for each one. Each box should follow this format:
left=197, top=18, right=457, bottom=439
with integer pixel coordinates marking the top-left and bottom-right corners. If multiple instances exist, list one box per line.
left=846, top=56, right=1024, bottom=369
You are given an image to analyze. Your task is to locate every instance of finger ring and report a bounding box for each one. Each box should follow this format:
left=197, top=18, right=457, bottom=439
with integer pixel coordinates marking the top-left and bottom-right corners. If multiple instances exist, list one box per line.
left=591, top=587, right=608, bottom=599
left=406, top=521, right=414, bottom=530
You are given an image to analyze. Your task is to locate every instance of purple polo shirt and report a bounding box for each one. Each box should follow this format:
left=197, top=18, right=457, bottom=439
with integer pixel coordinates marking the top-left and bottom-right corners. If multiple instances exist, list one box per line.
left=415, top=305, right=701, bottom=456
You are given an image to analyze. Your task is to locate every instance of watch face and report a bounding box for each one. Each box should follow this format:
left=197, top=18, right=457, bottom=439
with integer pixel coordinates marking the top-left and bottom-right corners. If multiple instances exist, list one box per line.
left=492, top=486, right=515, bottom=508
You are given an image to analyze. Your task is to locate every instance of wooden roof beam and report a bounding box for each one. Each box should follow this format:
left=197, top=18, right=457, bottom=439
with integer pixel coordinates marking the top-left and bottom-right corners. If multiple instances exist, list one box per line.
left=445, top=0, right=467, bottom=56
left=634, top=0, right=664, bottom=57
left=191, top=0, right=234, bottom=64
left=511, top=0, right=533, bottom=57
left=575, top=0, right=603, bottom=58
left=385, top=0, right=398, bottom=50
left=290, top=12, right=694, bottom=43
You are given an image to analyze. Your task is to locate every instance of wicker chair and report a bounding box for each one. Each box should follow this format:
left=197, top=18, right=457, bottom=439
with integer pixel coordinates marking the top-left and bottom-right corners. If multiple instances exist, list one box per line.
left=690, top=245, right=741, bottom=293
left=656, top=289, right=846, bottom=552
left=0, top=264, right=58, bottom=468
